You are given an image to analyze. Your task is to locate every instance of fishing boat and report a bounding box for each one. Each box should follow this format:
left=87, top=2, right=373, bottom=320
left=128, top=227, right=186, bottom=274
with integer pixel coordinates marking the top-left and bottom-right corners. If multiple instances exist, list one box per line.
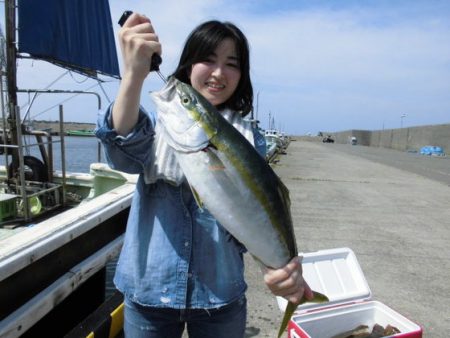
left=0, top=1, right=135, bottom=336
left=66, top=129, right=95, bottom=137
left=265, top=140, right=279, bottom=162
left=264, top=129, right=290, bottom=162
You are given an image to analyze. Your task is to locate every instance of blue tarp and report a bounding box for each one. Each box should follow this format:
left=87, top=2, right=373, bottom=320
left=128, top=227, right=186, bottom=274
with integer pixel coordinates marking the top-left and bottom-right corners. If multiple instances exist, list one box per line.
left=18, top=0, right=120, bottom=79
left=420, top=146, right=445, bottom=156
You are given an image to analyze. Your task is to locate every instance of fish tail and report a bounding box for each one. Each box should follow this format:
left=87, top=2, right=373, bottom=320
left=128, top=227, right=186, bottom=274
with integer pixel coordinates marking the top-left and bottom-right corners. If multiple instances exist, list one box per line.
left=277, top=291, right=329, bottom=337
left=277, top=301, right=296, bottom=338
left=309, top=290, right=329, bottom=304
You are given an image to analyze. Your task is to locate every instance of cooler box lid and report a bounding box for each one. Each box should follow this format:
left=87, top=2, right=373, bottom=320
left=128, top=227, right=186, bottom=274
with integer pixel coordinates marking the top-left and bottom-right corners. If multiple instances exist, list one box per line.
left=276, top=247, right=371, bottom=313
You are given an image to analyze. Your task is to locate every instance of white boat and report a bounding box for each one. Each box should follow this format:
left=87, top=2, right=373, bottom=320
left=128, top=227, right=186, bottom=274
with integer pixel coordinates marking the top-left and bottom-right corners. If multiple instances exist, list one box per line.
left=0, top=1, right=135, bottom=336
left=264, top=129, right=291, bottom=162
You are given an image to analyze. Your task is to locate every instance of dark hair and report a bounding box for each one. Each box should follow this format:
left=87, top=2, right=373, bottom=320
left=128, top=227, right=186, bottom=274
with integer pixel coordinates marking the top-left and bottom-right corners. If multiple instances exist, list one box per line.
left=171, top=21, right=253, bottom=116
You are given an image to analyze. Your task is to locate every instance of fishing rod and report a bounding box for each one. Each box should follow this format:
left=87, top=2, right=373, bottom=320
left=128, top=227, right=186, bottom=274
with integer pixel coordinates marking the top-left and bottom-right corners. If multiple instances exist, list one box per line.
left=118, top=10, right=167, bottom=84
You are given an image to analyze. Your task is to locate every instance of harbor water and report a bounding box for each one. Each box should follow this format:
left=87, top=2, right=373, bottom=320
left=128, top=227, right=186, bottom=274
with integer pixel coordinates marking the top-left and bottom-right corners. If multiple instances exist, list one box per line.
left=0, top=135, right=106, bottom=173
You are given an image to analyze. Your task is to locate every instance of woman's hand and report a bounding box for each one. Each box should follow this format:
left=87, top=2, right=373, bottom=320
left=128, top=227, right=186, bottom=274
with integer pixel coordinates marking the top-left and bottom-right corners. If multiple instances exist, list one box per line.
left=263, top=256, right=313, bottom=304
left=112, top=12, right=161, bottom=136
left=118, top=12, right=162, bottom=82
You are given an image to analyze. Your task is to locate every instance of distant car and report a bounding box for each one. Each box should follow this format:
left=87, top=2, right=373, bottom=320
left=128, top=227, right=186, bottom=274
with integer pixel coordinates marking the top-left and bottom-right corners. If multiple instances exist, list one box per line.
left=322, top=135, right=334, bottom=143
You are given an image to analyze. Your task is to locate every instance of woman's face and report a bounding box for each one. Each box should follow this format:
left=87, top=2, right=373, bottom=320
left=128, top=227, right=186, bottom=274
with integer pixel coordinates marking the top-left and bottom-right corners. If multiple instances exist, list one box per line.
left=189, top=38, right=241, bottom=107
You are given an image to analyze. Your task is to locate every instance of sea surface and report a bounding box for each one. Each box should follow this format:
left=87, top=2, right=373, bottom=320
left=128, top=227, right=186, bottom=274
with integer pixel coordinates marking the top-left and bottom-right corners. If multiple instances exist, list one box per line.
left=0, top=135, right=106, bottom=172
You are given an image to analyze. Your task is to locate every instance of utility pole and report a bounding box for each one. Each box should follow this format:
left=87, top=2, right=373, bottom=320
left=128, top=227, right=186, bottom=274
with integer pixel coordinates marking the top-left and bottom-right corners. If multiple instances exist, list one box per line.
left=400, top=113, right=406, bottom=129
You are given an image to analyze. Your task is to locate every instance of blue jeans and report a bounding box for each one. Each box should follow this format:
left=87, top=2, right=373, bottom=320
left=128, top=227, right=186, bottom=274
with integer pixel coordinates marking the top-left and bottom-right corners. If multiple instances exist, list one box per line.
left=124, top=296, right=247, bottom=338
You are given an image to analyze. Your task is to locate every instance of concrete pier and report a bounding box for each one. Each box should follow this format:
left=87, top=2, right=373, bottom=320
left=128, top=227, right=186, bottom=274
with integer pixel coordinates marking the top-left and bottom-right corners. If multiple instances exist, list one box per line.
left=244, top=140, right=450, bottom=337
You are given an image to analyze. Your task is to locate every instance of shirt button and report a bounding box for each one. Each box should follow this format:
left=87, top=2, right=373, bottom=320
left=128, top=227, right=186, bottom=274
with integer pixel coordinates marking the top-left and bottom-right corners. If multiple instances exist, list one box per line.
left=184, top=241, right=189, bottom=247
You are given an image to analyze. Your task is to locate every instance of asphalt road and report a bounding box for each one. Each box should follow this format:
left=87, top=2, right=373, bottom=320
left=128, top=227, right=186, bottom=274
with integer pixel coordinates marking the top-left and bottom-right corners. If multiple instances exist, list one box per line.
left=243, top=140, right=450, bottom=337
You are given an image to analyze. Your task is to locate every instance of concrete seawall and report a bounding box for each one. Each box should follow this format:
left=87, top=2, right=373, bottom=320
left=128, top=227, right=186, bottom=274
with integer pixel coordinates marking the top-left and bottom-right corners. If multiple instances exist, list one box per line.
left=324, top=123, right=450, bottom=153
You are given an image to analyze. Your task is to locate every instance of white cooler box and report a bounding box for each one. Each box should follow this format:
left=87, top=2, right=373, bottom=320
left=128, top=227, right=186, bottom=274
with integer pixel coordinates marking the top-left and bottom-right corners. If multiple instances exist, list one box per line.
left=276, top=248, right=422, bottom=338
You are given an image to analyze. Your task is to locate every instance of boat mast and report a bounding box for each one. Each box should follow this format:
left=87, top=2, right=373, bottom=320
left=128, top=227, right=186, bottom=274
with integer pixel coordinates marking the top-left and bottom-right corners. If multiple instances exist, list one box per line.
left=4, top=0, right=19, bottom=162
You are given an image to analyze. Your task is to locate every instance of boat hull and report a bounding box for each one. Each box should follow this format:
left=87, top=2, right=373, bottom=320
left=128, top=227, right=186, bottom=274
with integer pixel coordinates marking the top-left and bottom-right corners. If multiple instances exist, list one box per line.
left=0, top=164, right=137, bottom=337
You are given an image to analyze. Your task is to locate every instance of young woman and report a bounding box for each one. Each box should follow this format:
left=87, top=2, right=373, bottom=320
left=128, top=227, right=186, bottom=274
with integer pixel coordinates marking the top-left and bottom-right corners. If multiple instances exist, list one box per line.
left=96, top=12, right=312, bottom=338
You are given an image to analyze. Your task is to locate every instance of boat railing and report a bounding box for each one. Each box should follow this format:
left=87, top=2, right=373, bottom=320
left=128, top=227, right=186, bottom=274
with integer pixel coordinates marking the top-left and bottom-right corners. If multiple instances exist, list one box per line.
left=0, top=71, right=105, bottom=224
left=0, top=105, right=67, bottom=222
left=17, top=88, right=102, bottom=110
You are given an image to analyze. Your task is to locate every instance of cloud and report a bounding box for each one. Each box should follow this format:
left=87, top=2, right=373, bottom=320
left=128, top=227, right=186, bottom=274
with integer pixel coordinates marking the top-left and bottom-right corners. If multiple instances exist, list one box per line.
left=240, top=6, right=450, bottom=133
left=5, top=1, right=450, bottom=134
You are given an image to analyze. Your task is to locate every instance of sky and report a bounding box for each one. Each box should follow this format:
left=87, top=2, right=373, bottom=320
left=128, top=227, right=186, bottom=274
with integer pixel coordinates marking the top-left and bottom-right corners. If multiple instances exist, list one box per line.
left=2, top=0, right=450, bottom=135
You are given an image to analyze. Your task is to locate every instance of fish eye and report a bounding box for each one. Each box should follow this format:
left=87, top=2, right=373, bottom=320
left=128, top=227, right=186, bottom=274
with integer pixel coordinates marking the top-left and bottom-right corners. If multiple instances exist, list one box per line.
left=181, top=96, right=191, bottom=105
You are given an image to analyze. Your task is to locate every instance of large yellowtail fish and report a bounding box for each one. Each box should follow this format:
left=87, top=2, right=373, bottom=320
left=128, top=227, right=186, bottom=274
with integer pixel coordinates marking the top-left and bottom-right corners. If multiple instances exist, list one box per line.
left=151, top=77, right=328, bottom=337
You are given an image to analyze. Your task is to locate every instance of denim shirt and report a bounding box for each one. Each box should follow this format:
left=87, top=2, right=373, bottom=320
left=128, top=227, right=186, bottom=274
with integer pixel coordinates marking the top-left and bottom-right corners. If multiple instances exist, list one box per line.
left=96, top=105, right=266, bottom=309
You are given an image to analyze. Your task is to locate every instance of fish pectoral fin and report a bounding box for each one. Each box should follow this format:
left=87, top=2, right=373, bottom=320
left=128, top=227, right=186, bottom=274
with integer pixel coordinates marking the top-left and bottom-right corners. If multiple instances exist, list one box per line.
left=188, top=183, right=204, bottom=210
